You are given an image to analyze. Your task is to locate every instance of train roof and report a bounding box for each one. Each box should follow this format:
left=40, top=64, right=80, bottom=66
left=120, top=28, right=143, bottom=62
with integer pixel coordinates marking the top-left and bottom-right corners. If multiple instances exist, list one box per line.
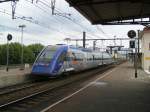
left=48, top=44, right=107, bottom=53
left=69, top=45, right=93, bottom=52
left=50, top=44, right=92, bottom=52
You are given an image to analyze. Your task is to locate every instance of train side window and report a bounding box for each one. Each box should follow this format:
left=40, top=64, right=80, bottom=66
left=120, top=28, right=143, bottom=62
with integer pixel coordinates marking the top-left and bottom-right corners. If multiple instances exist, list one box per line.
left=65, top=56, right=71, bottom=61
left=64, top=52, right=71, bottom=61
left=89, top=54, right=93, bottom=61
left=93, top=55, right=95, bottom=60
left=76, top=53, right=80, bottom=61
left=72, top=52, right=77, bottom=61
left=80, top=54, right=84, bottom=61
left=58, top=52, right=66, bottom=62
left=72, top=53, right=84, bottom=61
left=75, top=53, right=80, bottom=61
left=64, top=55, right=68, bottom=61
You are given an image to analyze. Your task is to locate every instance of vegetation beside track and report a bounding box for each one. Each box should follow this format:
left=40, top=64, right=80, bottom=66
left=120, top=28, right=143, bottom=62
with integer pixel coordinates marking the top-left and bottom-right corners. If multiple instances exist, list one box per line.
left=0, top=42, right=44, bottom=66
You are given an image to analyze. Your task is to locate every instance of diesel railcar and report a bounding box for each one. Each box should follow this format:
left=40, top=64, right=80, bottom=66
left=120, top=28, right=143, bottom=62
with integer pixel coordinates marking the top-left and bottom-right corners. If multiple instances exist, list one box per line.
left=31, top=45, right=113, bottom=76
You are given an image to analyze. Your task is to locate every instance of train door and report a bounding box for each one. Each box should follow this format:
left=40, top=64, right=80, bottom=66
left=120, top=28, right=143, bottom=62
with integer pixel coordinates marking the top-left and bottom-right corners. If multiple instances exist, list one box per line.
left=63, top=51, right=74, bottom=72
left=58, top=50, right=76, bottom=73
left=78, top=53, right=85, bottom=70
left=55, top=52, right=66, bottom=74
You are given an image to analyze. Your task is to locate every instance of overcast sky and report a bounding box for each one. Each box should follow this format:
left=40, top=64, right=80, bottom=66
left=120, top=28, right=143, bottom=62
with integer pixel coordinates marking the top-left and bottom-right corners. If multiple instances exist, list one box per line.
left=0, top=0, right=144, bottom=48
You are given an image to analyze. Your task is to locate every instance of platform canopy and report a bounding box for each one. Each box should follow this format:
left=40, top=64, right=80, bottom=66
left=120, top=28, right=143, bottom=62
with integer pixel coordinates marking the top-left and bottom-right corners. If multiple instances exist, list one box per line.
left=66, top=0, right=150, bottom=25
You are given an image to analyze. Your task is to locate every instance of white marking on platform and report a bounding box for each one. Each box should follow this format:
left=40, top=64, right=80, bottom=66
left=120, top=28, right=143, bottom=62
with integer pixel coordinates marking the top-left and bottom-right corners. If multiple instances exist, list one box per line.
left=41, top=67, right=118, bottom=112
left=91, top=81, right=108, bottom=86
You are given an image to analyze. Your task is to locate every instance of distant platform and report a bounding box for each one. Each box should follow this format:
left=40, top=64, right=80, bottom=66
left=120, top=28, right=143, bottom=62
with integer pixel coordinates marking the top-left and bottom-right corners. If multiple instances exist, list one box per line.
left=44, top=62, right=150, bottom=112
left=0, top=67, right=31, bottom=88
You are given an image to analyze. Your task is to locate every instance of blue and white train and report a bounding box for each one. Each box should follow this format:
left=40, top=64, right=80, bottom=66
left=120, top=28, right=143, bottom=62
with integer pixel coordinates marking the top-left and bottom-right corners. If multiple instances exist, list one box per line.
left=31, top=44, right=114, bottom=77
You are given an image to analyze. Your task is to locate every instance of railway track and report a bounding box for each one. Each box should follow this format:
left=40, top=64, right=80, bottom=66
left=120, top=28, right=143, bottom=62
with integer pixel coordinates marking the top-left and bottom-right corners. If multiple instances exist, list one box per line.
left=0, top=75, right=66, bottom=96
left=0, top=64, right=115, bottom=112
left=0, top=80, right=47, bottom=95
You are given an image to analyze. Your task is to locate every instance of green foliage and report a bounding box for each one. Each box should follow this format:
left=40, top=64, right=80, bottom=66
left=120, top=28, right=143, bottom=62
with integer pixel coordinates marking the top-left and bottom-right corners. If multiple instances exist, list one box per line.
left=0, top=43, right=44, bottom=65
left=26, top=43, right=44, bottom=63
left=9, top=43, right=21, bottom=64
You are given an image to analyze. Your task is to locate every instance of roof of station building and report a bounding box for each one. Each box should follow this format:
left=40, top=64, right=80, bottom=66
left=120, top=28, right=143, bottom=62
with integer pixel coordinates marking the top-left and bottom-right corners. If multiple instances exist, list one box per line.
left=66, top=0, right=150, bottom=25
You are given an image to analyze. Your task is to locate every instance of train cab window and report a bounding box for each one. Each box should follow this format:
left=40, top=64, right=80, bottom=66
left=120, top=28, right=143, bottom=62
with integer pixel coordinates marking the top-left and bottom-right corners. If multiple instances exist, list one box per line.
left=36, top=47, right=57, bottom=63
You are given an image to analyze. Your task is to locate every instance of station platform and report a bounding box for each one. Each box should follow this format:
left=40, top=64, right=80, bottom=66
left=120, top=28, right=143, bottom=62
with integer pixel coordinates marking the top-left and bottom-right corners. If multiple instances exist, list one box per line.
left=44, top=62, right=150, bottom=112
left=0, top=67, right=31, bottom=88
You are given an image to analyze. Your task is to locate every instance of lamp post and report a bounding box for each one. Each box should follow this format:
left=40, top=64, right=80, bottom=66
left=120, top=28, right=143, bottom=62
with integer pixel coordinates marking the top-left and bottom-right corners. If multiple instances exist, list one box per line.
left=19, top=24, right=26, bottom=70
left=64, top=38, right=71, bottom=45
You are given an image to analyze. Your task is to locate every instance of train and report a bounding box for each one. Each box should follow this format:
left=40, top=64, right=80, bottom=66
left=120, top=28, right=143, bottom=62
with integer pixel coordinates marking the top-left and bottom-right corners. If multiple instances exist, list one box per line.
left=31, top=44, right=114, bottom=77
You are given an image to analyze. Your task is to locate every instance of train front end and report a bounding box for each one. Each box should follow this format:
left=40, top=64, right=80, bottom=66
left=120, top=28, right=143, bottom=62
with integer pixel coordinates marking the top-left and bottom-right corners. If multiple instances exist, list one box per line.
left=31, top=45, right=68, bottom=77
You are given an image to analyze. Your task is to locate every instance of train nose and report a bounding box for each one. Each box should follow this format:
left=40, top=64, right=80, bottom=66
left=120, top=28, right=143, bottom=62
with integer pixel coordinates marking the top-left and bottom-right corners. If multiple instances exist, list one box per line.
left=32, top=63, right=52, bottom=75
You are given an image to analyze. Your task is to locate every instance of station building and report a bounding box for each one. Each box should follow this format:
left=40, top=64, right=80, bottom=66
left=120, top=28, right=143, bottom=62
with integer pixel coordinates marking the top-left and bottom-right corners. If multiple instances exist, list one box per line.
left=141, top=27, right=150, bottom=74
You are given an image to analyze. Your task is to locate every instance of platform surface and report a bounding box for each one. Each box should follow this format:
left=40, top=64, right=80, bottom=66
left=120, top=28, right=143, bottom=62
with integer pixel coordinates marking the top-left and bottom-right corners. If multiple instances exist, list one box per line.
left=0, top=68, right=31, bottom=76
left=0, top=67, right=31, bottom=88
left=45, top=62, right=150, bottom=112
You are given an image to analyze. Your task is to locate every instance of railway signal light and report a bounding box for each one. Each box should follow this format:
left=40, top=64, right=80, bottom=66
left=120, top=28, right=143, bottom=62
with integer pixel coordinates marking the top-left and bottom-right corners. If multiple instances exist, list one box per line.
left=129, top=40, right=135, bottom=48
left=6, top=34, right=13, bottom=72
left=128, top=30, right=136, bottom=38
left=7, top=34, right=12, bottom=41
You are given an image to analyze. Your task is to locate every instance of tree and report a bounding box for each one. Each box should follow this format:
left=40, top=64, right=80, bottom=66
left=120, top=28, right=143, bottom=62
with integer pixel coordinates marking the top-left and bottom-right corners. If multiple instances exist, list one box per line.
left=9, top=43, right=22, bottom=64
left=27, top=43, right=44, bottom=62
left=0, top=43, right=44, bottom=65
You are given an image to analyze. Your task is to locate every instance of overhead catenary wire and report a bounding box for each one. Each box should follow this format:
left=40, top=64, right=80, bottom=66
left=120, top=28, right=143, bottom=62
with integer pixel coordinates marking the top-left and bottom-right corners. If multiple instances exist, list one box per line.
left=24, top=0, right=106, bottom=40
left=23, top=0, right=84, bottom=38
left=6, top=0, right=109, bottom=40
left=96, top=25, right=112, bottom=38
left=0, top=23, right=19, bottom=32
left=0, top=8, right=76, bottom=38
left=32, top=0, right=111, bottom=48
left=1, top=0, right=110, bottom=47
left=0, top=10, right=66, bottom=45
left=0, top=2, right=90, bottom=46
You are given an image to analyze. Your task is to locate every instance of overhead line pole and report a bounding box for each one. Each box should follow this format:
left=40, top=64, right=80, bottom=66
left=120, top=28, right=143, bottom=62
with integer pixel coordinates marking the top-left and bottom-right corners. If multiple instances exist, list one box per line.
left=0, top=0, right=19, bottom=19
left=19, top=24, right=26, bottom=70
left=83, top=31, right=86, bottom=48
left=93, top=40, right=96, bottom=50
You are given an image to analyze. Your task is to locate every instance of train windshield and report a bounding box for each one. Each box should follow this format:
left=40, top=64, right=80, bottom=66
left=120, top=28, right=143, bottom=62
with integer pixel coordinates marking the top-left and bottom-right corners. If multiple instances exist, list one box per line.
left=36, top=46, right=57, bottom=63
